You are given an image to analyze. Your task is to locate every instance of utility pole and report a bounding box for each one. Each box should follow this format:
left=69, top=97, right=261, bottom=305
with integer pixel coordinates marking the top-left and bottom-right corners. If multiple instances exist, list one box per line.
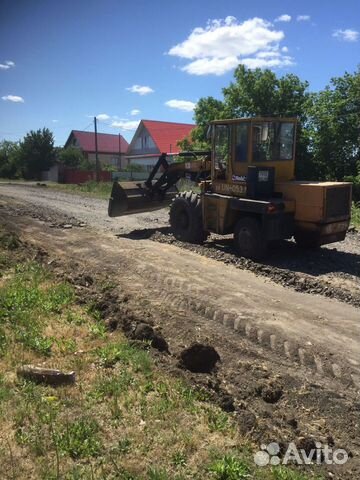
left=118, top=133, right=121, bottom=170
left=94, top=116, right=99, bottom=182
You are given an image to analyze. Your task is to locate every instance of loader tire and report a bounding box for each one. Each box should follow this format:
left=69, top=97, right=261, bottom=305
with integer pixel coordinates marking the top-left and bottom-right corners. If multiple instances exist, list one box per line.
left=169, top=192, right=207, bottom=244
left=234, top=217, right=267, bottom=260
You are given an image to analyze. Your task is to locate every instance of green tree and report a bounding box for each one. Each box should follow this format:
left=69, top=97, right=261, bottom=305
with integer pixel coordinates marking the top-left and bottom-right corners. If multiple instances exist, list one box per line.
left=223, top=65, right=310, bottom=119
left=57, top=146, right=85, bottom=168
left=19, top=128, right=55, bottom=179
left=0, top=140, right=21, bottom=178
left=177, top=97, right=226, bottom=152
left=310, top=68, right=360, bottom=180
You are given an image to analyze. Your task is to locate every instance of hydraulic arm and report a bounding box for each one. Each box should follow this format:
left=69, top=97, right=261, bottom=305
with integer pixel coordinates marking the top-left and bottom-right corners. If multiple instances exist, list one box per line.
left=108, top=152, right=210, bottom=217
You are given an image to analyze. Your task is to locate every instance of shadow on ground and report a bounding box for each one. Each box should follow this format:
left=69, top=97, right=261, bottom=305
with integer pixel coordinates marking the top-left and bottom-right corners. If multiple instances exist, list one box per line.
left=117, top=227, right=360, bottom=279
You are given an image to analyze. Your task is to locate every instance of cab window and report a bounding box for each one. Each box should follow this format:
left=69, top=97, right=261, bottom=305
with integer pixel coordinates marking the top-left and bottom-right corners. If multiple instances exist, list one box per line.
left=214, top=125, right=230, bottom=179
left=235, top=123, right=249, bottom=162
left=252, top=122, right=294, bottom=162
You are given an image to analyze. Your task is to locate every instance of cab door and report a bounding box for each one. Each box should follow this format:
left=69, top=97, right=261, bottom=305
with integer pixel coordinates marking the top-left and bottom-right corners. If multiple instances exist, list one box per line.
left=231, top=122, right=250, bottom=181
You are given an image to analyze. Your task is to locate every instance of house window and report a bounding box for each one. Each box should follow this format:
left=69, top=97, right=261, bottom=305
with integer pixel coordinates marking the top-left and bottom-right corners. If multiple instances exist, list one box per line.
left=141, top=135, right=148, bottom=149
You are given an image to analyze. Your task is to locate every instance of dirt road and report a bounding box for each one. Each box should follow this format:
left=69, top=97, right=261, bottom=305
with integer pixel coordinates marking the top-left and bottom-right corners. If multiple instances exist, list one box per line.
left=1, top=183, right=359, bottom=478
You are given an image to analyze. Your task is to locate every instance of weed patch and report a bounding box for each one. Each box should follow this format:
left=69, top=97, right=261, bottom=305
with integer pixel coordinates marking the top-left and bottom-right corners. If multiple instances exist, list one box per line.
left=209, top=454, right=250, bottom=479
left=54, top=417, right=102, bottom=459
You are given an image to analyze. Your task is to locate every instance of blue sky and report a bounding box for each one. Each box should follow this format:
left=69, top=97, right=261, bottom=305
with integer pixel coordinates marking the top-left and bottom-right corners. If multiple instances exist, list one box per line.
left=1, top=0, right=359, bottom=146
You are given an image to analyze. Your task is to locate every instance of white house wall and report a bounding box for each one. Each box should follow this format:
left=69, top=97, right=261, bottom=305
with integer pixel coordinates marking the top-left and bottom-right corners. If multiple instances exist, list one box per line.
left=128, top=124, right=159, bottom=156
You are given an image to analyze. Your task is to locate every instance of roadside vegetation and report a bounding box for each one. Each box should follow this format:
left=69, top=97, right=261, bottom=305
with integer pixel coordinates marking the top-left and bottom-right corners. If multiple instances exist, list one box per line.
left=351, top=202, right=360, bottom=227
left=47, top=181, right=113, bottom=200
left=0, top=227, right=320, bottom=480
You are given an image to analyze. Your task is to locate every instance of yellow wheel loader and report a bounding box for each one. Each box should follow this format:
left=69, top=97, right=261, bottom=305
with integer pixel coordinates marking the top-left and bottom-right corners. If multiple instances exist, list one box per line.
left=108, top=117, right=352, bottom=259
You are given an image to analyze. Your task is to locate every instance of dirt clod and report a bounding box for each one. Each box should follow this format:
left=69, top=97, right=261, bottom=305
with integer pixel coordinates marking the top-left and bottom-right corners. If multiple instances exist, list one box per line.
left=296, top=436, right=317, bottom=456
left=133, top=323, right=154, bottom=341
left=133, top=323, right=169, bottom=352
left=151, top=333, right=169, bottom=352
left=105, top=318, right=119, bottom=331
left=179, top=343, right=220, bottom=373
left=218, top=393, right=235, bottom=412
left=259, top=383, right=283, bottom=404
left=237, top=410, right=257, bottom=434
left=287, top=417, right=298, bottom=429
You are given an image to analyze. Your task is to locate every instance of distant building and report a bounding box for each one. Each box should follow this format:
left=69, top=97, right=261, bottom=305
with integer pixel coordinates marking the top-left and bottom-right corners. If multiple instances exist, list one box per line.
left=64, top=130, right=129, bottom=169
left=126, top=120, right=195, bottom=170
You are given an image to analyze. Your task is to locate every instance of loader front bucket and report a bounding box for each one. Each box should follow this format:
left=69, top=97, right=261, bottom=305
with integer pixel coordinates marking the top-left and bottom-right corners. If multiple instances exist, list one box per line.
left=108, top=181, right=176, bottom=217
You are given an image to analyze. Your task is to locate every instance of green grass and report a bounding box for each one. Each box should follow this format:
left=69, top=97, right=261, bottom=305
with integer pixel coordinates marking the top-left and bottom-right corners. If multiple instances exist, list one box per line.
left=208, top=454, right=251, bottom=479
left=48, top=180, right=112, bottom=199
left=54, top=417, right=102, bottom=459
left=0, top=262, right=74, bottom=356
left=351, top=202, right=360, bottom=227
left=0, top=178, right=113, bottom=200
left=0, top=232, right=322, bottom=480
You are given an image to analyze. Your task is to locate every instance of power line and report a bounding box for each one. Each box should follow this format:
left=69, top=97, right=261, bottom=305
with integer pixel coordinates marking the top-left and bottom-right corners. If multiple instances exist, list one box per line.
left=81, top=121, right=93, bottom=132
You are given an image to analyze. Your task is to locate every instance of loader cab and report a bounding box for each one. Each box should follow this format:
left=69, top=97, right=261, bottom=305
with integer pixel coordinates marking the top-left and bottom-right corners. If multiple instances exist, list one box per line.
left=210, top=117, right=297, bottom=197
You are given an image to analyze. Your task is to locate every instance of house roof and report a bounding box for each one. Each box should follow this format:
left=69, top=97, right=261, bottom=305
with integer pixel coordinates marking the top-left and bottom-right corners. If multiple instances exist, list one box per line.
left=141, top=120, right=195, bottom=154
left=66, top=130, right=129, bottom=154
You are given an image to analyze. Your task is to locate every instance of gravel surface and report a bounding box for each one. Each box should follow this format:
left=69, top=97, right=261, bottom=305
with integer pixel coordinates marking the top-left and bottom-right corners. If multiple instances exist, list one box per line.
left=1, top=183, right=359, bottom=307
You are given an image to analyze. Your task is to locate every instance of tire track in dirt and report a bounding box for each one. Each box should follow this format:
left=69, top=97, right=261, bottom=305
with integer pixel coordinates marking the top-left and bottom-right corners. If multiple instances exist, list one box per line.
left=131, top=263, right=360, bottom=389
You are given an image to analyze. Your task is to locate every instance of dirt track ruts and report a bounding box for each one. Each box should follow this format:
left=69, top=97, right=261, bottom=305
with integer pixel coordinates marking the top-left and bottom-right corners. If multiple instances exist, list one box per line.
left=1, top=183, right=359, bottom=308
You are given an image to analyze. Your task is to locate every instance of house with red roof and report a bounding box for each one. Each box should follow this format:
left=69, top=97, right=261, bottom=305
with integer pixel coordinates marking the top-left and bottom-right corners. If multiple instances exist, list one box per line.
left=126, top=120, right=195, bottom=170
left=64, top=130, right=129, bottom=169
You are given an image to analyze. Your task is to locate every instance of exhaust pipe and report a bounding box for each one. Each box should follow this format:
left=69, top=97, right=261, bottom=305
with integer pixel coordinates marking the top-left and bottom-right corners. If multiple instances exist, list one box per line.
left=108, top=181, right=176, bottom=217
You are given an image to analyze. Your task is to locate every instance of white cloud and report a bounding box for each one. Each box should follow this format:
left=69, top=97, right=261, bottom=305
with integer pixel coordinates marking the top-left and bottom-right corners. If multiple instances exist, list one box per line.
left=281, top=46, right=289, bottom=52
left=275, top=14, right=291, bottom=22
left=126, top=85, right=154, bottom=95
left=165, top=99, right=197, bottom=112
left=182, top=56, right=240, bottom=75
left=111, top=120, right=140, bottom=131
left=2, top=95, right=24, bottom=103
left=96, top=113, right=111, bottom=121
left=52, top=119, right=58, bottom=123
left=0, top=60, right=15, bottom=70
left=242, top=55, right=293, bottom=69
left=332, top=29, right=359, bottom=42
left=168, top=16, right=292, bottom=75
left=297, top=15, right=311, bottom=22
left=130, top=109, right=140, bottom=116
